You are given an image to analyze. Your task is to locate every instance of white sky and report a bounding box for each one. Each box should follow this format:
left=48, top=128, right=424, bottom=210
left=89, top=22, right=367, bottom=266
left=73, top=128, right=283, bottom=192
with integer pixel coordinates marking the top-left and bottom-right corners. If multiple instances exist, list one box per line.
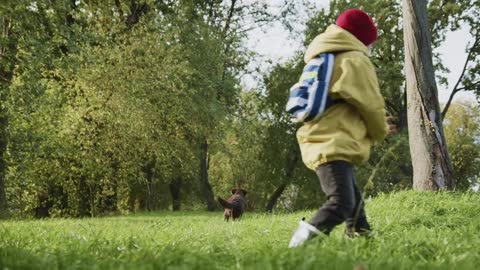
left=245, top=1, right=477, bottom=104
left=436, top=28, right=476, bottom=103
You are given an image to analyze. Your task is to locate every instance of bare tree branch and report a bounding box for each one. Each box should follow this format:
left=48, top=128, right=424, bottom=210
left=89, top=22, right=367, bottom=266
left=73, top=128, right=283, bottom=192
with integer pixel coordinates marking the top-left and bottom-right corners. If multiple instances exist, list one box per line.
left=222, top=0, right=237, bottom=39
left=442, top=36, right=480, bottom=119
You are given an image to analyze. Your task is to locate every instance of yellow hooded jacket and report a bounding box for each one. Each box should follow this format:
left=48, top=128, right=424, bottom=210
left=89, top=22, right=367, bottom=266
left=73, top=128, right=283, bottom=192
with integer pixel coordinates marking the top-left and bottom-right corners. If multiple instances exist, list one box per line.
left=297, top=25, right=389, bottom=170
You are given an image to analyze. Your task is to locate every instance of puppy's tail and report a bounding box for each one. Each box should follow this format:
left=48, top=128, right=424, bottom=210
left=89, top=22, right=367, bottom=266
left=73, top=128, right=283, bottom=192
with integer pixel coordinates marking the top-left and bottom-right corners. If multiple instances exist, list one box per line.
left=217, top=197, right=233, bottom=209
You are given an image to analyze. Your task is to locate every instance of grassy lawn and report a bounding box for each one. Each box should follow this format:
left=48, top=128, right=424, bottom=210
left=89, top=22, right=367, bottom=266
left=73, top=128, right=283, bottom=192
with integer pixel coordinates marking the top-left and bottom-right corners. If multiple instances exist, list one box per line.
left=1, top=191, right=479, bottom=270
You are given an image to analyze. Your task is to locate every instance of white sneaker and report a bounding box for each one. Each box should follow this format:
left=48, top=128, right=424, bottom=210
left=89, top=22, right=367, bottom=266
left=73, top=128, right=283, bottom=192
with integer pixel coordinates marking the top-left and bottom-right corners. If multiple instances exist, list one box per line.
left=288, top=220, right=322, bottom=248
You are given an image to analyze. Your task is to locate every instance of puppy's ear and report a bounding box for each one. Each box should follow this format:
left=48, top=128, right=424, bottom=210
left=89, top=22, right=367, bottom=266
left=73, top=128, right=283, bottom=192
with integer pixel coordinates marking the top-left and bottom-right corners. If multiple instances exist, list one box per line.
left=240, top=189, right=247, bottom=196
left=231, top=189, right=237, bottom=194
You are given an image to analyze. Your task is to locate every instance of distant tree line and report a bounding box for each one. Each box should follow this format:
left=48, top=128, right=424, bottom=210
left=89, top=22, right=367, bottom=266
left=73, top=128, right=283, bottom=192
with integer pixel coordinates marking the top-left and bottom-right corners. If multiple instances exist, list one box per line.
left=0, top=0, right=478, bottom=218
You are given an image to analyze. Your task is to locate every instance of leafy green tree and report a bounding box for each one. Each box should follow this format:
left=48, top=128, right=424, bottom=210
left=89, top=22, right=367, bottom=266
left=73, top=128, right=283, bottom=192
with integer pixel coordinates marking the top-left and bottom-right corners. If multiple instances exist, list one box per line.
left=443, top=102, right=480, bottom=190
left=3, top=0, right=255, bottom=216
left=1, top=0, right=478, bottom=217
left=0, top=0, right=19, bottom=217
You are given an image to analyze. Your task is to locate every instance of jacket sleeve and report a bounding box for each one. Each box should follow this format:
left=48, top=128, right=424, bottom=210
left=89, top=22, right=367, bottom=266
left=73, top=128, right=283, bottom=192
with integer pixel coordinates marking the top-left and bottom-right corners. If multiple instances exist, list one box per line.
left=330, top=54, right=389, bottom=142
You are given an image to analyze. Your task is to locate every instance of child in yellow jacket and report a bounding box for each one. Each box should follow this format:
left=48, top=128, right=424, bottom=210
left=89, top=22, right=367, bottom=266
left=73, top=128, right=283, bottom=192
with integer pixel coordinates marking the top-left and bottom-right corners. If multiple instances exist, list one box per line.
left=289, top=9, right=396, bottom=247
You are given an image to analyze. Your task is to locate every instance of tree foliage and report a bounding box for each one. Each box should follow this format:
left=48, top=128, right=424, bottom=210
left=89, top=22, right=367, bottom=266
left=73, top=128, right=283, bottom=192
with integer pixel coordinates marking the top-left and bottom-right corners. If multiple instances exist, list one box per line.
left=2, top=0, right=248, bottom=217
left=443, top=102, right=480, bottom=190
left=0, top=0, right=478, bottom=217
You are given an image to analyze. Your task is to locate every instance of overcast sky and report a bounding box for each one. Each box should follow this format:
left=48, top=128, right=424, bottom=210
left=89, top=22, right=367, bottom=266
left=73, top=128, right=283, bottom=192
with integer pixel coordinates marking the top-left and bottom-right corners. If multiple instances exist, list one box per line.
left=245, top=1, right=477, bottom=104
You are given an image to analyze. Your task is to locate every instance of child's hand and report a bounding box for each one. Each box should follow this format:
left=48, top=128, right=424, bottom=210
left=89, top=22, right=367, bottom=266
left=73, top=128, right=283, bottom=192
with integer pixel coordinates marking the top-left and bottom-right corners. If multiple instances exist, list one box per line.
left=386, top=116, right=397, bottom=136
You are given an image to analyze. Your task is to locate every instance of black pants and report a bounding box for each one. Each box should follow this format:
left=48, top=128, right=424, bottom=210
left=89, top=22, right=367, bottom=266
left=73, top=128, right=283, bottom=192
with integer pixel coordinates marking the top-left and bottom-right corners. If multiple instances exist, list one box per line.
left=309, top=160, right=370, bottom=235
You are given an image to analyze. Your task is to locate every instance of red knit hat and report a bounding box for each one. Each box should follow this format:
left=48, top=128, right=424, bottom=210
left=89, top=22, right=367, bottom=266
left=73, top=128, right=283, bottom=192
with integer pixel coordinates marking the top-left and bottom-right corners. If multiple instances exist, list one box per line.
left=336, top=9, right=378, bottom=46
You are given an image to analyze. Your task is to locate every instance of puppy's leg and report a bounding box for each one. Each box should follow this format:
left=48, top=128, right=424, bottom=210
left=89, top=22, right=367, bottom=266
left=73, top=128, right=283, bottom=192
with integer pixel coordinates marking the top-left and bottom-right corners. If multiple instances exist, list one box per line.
left=224, top=209, right=230, bottom=222
left=232, top=209, right=239, bottom=221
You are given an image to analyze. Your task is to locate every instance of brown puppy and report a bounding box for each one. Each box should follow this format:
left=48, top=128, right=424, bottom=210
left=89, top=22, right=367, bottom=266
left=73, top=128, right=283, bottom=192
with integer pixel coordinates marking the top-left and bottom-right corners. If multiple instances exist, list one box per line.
left=217, top=188, right=247, bottom=221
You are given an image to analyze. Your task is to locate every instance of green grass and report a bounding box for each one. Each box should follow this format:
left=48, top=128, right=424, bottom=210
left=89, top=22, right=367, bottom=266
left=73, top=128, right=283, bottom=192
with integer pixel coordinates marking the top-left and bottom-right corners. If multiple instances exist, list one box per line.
left=1, top=191, right=479, bottom=270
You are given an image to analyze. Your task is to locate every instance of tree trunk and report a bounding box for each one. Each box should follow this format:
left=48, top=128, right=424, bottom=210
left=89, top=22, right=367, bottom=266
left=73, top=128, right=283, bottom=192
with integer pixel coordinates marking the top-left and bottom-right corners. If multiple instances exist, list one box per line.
left=199, top=140, right=216, bottom=211
left=77, top=175, right=91, bottom=216
left=265, top=183, right=287, bottom=212
left=0, top=124, right=7, bottom=217
left=0, top=17, right=18, bottom=217
left=142, top=156, right=159, bottom=211
left=403, top=0, right=454, bottom=190
left=169, top=177, right=182, bottom=211
left=265, top=152, right=298, bottom=212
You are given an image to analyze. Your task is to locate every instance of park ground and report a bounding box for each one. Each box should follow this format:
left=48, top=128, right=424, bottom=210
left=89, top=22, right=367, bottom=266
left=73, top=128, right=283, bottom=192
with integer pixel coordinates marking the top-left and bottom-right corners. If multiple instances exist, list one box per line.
left=1, top=191, right=479, bottom=270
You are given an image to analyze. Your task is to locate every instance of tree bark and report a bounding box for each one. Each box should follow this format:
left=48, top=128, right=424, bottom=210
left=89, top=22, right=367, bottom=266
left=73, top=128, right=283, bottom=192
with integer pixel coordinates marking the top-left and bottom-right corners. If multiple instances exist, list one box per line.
left=265, top=152, right=298, bottom=212
left=403, top=0, right=454, bottom=190
left=265, top=183, right=287, bottom=212
left=77, top=175, right=91, bottom=216
left=199, top=140, right=216, bottom=211
left=142, top=155, right=159, bottom=211
left=169, top=177, right=182, bottom=211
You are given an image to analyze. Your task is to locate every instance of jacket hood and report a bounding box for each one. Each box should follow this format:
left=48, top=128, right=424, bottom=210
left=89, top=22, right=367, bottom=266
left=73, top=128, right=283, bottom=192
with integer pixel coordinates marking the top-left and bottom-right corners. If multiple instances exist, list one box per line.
left=304, top=25, right=369, bottom=63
